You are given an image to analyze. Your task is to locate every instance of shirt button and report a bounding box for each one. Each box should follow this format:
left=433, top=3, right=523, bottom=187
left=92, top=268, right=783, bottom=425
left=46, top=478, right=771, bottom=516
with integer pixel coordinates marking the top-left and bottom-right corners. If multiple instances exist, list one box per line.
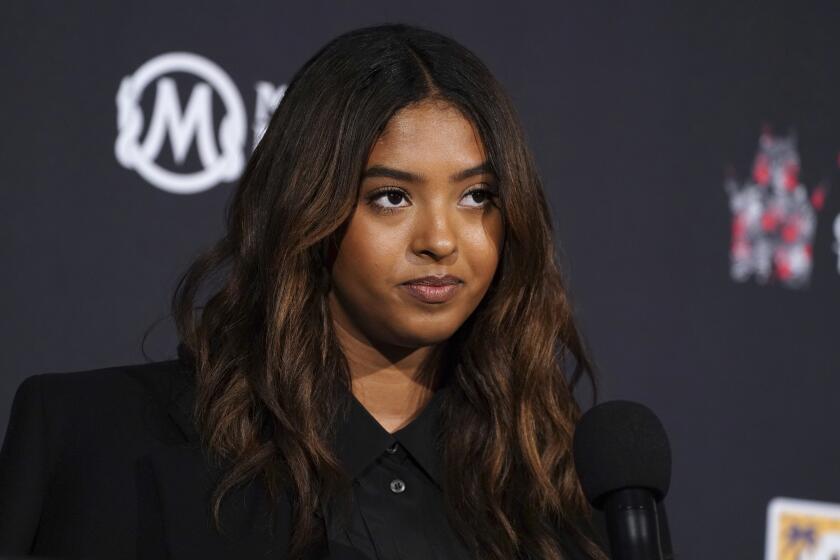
left=389, top=478, right=406, bottom=493
left=386, top=442, right=399, bottom=454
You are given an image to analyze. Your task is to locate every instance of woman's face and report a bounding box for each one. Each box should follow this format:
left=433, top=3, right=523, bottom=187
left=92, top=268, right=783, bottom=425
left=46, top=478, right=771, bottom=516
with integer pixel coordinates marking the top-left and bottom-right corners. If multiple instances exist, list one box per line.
left=328, top=99, right=505, bottom=350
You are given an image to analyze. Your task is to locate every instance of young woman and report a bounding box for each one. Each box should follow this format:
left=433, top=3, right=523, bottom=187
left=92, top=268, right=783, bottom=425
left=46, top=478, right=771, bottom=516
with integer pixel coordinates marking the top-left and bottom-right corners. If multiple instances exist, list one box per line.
left=0, top=23, right=609, bottom=560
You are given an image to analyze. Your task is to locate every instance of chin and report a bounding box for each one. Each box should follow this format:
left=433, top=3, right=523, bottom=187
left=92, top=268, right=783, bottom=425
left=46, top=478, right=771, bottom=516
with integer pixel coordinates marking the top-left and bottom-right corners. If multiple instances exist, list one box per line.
left=390, top=321, right=463, bottom=348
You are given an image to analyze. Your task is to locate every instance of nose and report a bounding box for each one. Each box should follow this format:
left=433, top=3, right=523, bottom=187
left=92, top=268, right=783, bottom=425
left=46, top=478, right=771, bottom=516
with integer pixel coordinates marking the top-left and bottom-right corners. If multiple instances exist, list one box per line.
left=409, top=205, right=457, bottom=261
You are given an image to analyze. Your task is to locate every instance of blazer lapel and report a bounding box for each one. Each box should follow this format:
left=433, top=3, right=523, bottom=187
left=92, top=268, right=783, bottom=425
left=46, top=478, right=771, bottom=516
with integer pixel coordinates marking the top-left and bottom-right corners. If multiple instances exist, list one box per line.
left=138, top=442, right=308, bottom=559
left=136, top=359, right=331, bottom=559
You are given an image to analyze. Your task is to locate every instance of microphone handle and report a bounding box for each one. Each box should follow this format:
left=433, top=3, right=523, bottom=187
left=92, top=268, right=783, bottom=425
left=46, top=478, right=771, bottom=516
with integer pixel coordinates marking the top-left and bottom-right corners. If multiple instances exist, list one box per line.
left=656, top=500, right=675, bottom=560
left=603, top=488, right=664, bottom=560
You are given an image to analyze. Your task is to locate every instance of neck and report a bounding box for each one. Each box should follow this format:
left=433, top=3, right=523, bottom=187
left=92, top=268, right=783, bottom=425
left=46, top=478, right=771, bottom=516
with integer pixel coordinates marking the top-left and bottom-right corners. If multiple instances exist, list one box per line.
left=331, top=318, right=439, bottom=433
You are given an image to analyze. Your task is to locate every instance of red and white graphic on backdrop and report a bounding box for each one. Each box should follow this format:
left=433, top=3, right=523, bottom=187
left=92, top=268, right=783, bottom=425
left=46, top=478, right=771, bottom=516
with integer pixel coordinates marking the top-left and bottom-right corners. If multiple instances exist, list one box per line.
left=834, top=214, right=840, bottom=275
left=725, top=131, right=828, bottom=288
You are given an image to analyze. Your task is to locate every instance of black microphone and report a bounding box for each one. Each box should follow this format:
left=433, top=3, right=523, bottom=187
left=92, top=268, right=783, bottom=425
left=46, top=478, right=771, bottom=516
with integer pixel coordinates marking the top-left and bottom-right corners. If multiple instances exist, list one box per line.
left=572, top=400, right=674, bottom=560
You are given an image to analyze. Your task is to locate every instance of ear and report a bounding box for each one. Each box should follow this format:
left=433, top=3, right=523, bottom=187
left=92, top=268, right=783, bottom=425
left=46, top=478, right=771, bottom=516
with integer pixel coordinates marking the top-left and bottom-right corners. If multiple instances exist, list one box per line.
left=316, top=236, right=339, bottom=274
left=324, top=221, right=349, bottom=269
left=326, top=237, right=339, bottom=266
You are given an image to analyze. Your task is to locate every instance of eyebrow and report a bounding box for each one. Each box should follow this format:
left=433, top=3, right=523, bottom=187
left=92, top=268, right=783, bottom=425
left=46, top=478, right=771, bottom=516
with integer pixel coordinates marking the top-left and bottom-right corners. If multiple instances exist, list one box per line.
left=361, top=161, right=496, bottom=183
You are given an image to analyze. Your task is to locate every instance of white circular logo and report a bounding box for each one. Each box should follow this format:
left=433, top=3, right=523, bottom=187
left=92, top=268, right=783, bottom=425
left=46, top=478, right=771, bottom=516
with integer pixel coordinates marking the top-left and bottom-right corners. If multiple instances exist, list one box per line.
left=114, top=52, right=246, bottom=194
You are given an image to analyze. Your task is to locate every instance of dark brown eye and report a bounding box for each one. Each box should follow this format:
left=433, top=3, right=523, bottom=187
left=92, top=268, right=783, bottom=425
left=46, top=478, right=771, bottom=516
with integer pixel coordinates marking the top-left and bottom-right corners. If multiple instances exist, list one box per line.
left=366, top=187, right=410, bottom=214
left=385, top=192, right=406, bottom=205
left=461, top=185, right=497, bottom=208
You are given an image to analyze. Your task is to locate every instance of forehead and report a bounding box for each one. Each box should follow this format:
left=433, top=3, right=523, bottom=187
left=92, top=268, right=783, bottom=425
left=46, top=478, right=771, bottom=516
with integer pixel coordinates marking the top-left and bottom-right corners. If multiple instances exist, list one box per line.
left=367, top=101, right=487, bottom=166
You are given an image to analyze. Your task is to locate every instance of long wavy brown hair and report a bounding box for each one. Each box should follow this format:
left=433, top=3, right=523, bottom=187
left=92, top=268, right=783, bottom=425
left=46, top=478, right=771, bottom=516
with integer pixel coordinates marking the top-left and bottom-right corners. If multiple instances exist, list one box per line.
left=170, top=22, right=606, bottom=560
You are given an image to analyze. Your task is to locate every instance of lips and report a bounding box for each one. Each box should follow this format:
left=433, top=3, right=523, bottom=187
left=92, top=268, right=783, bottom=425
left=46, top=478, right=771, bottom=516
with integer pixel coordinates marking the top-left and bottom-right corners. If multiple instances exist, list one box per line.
left=400, top=275, right=463, bottom=304
left=402, top=275, right=462, bottom=286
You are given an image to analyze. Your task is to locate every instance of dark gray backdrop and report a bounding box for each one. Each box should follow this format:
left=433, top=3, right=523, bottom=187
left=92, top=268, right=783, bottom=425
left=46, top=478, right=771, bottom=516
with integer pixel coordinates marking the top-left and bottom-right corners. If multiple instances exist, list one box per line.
left=2, top=2, right=839, bottom=558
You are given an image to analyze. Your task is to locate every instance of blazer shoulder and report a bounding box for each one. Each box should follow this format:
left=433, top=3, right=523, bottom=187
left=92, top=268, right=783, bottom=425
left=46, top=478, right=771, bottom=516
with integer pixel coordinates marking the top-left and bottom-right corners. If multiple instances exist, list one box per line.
left=0, top=356, right=196, bottom=556
left=28, top=356, right=190, bottom=405
left=5, top=356, right=195, bottom=463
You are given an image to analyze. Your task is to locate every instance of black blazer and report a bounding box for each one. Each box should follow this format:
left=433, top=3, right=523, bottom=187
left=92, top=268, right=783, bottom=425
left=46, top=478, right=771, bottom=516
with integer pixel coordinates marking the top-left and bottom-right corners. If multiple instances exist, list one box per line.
left=0, top=356, right=609, bottom=560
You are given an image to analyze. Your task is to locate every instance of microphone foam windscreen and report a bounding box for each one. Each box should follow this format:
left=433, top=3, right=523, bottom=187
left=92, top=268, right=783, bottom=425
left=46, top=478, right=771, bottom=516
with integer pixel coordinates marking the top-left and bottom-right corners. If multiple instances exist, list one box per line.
left=572, top=400, right=671, bottom=508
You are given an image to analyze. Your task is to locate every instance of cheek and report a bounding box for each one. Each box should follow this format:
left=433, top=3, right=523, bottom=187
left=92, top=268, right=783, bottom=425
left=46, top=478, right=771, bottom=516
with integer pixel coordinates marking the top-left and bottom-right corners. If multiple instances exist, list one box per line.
left=465, top=216, right=504, bottom=283
left=333, top=213, right=405, bottom=291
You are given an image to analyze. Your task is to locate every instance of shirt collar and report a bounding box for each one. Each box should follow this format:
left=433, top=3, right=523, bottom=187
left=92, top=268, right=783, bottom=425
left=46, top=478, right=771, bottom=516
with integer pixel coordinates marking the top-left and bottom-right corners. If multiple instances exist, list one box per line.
left=331, top=380, right=449, bottom=490
left=173, top=343, right=449, bottom=489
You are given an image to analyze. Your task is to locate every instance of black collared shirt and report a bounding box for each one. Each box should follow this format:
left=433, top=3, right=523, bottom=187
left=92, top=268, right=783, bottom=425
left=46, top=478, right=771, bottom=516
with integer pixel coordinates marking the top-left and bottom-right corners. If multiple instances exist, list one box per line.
left=320, top=380, right=472, bottom=560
